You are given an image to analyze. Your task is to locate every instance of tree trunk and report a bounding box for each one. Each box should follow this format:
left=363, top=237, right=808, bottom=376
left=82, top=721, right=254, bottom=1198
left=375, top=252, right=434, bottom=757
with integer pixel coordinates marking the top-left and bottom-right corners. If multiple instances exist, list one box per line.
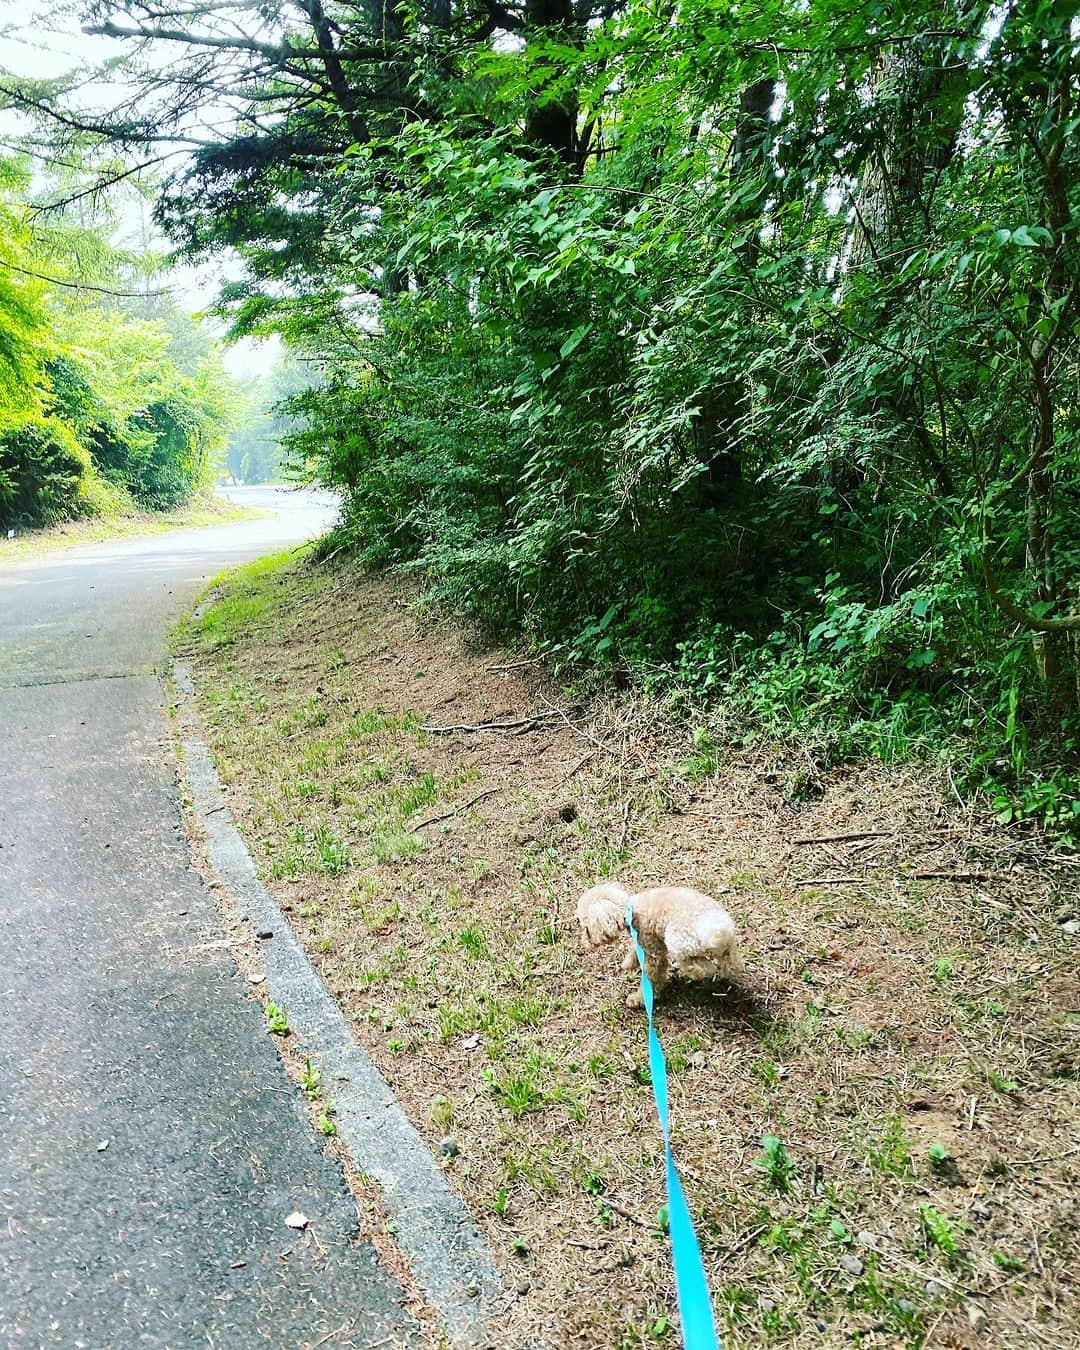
left=689, top=77, right=775, bottom=488
left=1024, top=65, right=1074, bottom=708
left=524, top=0, right=578, bottom=166
left=848, top=37, right=966, bottom=271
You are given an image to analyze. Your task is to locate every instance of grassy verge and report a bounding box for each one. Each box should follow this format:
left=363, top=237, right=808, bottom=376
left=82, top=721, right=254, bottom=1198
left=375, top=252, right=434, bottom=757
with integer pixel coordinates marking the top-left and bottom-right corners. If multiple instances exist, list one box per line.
left=175, top=552, right=1079, bottom=1349
left=0, top=493, right=270, bottom=565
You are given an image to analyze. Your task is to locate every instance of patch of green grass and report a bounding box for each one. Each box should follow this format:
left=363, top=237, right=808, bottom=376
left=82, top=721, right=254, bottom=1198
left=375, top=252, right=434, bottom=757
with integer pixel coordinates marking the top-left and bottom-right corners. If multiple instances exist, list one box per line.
left=299, top=744, right=331, bottom=774
left=919, top=1204, right=964, bottom=1263
left=485, top=1054, right=547, bottom=1116
left=505, top=994, right=548, bottom=1027
left=664, top=1031, right=703, bottom=1074
left=355, top=756, right=395, bottom=785
left=502, top=1149, right=557, bottom=1194
left=430, top=1095, right=454, bottom=1130
left=836, top=1022, right=876, bottom=1051
left=754, top=1135, right=797, bottom=1192
left=265, top=1001, right=289, bottom=1035
left=752, top=1056, right=781, bottom=1087
left=314, top=826, right=350, bottom=875
left=347, top=708, right=422, bottom=740
left=179, top=550, right=301, bottom=650
left=209, top=679, right=268, bottom=717
left=866, top=1114, right=914, bottom=1177
left=679, top=726, right=719, bottom=783
left=369, top=822, right=423, bottom=864
left=396, top=772, right=438, bottom=817
left=793, top=1000, right=825, bottom=1046
left=301, top=1058, right=322, bottom=1099
left=354, top=957, right=392, bottom=988
left=982, top=1065, right=1020, bottom=1094
left=928, top=1142, right=950, bottom=1168
left=536, top=919, right=560, bottom=944
left=587, top=1052, right=615, bottom=1079
left=193, top=591, right=277, bottom=649
left=436, top=992, right=502, bottom=1041
left=457, top=926, right=488, bottom=958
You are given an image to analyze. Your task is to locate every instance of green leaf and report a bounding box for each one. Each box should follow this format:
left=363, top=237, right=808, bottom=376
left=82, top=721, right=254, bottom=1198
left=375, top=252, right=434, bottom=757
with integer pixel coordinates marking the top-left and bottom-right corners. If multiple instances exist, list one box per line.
left=559, top=324, right=591, bottom=359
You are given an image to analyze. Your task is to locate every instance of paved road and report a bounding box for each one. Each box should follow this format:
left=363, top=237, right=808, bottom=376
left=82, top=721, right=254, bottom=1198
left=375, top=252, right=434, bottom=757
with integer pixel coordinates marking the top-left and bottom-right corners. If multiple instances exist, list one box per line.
left=0, top=491, right=418, bottom=1348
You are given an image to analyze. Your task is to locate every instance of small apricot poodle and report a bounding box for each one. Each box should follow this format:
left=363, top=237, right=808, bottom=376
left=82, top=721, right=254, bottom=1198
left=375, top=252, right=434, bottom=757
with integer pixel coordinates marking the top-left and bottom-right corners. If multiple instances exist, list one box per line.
left=576, top=882, right=740, bottom=1007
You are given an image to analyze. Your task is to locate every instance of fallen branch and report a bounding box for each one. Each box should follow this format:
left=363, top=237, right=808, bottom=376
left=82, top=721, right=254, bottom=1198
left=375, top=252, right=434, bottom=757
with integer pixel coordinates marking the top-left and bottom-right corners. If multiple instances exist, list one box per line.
left=536, top=693, right=636, bottom=765
left=421, top=713, right=561, bottom=734
left=792, top=830, right=892, bottom=845
left=912, top=870, right=991, bottom=882
left=601, top=1198, right=651, bottom=1229
left=794, top=876, right=870, bottom=887
left=410, top=786, right=501, bottom=832
left=557, top=750, right=596, bottom=784
left=715, top=1224, right=766, bottom=1269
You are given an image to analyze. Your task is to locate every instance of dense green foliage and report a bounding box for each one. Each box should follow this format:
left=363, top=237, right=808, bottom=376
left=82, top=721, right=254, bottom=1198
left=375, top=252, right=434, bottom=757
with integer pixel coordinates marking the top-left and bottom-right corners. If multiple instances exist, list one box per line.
left=0, top=153, right=239, bottom=528
left=19, top=0, right=1080, bottom=826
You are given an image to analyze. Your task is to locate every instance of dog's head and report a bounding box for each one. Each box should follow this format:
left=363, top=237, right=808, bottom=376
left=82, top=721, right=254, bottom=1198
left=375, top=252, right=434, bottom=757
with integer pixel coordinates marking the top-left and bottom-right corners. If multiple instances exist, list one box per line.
left=576, top=883, right=631, bottom=947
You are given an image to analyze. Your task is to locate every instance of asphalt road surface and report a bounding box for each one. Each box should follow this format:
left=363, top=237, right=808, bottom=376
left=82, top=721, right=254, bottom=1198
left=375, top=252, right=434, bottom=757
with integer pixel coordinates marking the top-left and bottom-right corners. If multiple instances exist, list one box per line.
left=0, top=490, right=418, bottom=1348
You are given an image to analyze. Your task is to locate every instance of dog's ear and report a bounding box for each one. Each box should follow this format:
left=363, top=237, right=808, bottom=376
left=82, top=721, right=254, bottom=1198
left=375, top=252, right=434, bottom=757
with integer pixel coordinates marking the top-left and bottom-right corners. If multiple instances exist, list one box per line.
left=576, top=884, right=629, bottom=946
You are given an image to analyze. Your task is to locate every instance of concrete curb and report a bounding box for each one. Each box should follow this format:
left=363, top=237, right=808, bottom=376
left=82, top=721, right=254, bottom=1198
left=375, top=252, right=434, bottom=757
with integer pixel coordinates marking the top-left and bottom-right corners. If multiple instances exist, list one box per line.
left=174, top=663, right=504, bottom=1348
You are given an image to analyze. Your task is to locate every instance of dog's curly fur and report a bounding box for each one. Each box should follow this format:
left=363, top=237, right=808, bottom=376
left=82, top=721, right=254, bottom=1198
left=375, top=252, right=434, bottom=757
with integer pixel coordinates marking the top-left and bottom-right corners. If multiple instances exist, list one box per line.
left=576, top=882, right=741, bottom=1007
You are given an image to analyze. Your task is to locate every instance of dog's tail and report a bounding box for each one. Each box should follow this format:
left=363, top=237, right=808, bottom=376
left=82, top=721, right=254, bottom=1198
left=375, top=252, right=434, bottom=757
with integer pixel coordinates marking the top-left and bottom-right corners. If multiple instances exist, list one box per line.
left=576, top=883, right=631, bottom=947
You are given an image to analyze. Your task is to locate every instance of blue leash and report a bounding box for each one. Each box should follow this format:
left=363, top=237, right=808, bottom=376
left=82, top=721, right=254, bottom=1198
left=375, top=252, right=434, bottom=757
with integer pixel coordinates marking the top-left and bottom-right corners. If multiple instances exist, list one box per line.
left=627, top=903, right=720, bottom=1350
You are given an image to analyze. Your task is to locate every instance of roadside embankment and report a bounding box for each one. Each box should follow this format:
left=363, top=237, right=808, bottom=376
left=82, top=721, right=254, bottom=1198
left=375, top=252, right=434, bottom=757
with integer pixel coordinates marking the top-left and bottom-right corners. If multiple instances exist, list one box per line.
left=175, top=551, right=1079, bottom=1349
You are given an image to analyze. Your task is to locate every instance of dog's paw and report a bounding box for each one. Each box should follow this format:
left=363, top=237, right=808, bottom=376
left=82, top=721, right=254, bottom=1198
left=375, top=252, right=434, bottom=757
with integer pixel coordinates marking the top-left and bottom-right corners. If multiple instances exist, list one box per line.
left=625, top=988, right=644, bottom=1009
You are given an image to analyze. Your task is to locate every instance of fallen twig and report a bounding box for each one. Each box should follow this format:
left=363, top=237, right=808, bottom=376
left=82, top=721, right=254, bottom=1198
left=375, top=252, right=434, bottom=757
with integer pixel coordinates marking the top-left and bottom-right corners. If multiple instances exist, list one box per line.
left=601, top=1198, right=651, bottom=1229
left=715, top=1224, right=766, bottom=1269
left=310, top=1322, right=360, bottom=1349
left=536, top=693, right=640, bottom=768
left=998, top=1146, right=1080, bottom=1167
left=793, top=830, right=892, bottom=845
left=912, top=870, right=991, bottom=881
left=410, top=786, right=501, bottom=832
left=421, top=713, right=561, bottom=735
left=794, top=876, right=870, bottom=887
left=556, top=750, right=596, bottom=784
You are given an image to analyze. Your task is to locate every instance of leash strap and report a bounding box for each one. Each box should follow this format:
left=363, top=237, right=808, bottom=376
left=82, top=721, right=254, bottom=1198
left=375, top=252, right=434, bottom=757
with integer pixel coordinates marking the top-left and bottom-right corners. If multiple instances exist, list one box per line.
left=627, top=903, right=720, bottom=1350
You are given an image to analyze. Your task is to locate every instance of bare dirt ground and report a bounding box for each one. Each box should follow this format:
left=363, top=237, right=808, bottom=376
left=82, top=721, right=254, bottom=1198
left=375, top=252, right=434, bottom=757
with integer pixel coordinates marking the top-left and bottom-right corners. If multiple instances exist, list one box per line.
left=175, top=553, right=1079, bottom=1349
